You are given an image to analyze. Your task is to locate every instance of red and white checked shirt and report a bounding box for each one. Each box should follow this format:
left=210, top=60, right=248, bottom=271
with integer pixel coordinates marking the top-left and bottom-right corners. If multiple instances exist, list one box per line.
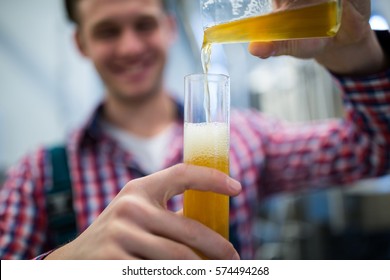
left=1, top=70, right=390, bottom=260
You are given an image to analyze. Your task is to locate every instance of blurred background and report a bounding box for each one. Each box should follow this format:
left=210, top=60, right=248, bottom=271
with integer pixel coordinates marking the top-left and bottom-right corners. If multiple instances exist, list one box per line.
left=0, top=0, right=390, bottom=259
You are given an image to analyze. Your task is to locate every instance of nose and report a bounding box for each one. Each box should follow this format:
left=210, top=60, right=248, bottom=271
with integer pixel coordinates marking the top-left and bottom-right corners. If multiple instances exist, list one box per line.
left=116, top=28, right=146, bottom=56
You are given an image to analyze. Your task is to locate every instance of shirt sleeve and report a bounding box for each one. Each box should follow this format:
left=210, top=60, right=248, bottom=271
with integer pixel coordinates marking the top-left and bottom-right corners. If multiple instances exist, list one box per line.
left=254, top=69, right=390, bottom=196
left=0, top=148, right=50, bottom=259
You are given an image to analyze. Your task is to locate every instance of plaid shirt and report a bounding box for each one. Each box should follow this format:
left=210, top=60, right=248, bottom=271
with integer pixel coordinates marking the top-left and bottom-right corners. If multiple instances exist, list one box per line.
left=1, top=70, right=390, bottom=260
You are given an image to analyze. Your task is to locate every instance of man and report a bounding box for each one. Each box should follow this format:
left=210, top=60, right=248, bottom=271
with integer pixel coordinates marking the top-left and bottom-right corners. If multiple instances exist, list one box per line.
left=0, top=0, right=389, bottom=260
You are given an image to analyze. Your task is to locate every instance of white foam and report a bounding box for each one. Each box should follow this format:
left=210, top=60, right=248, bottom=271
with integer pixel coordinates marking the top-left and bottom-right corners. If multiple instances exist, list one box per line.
left=184, top=122, right=229, bottom=159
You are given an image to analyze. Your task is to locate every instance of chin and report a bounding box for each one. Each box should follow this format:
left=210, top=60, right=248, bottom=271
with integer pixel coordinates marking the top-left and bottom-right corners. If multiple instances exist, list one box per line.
left=114, top=87, right=159, bottom=103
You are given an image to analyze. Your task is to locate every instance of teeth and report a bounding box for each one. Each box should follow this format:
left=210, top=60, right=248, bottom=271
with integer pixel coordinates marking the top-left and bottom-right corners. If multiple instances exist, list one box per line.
left=125, top=64, right=144, bottom=74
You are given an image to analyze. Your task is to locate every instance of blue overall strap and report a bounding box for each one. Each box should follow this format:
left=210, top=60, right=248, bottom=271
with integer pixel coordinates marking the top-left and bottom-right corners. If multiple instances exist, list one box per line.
left=46, top=146, right=77, bottom=247
left=229, top=199, right=241, bottom=255
left=375, top=30, right=390, bottom=56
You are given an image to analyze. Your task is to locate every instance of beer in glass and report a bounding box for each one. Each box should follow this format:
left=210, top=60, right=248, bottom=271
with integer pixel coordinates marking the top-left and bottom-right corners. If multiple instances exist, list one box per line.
left=183, top=73, right=230, bottom=240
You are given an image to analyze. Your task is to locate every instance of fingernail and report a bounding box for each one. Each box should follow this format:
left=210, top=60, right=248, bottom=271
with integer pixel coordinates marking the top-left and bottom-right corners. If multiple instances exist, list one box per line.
left=261, top=48, right=277, bottom=59
left=269, top=48, right=277, bottom=57
left=228, top=178, right=241, bottom=192
left=232, top=251, right=241, bottom=260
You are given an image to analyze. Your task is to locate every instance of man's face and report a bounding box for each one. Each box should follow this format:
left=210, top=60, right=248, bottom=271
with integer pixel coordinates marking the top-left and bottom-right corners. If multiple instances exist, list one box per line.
left=76, top=0, right=175, bottom=102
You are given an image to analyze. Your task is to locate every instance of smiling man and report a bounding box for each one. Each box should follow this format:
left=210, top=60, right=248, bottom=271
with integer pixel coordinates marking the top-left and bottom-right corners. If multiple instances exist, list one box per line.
left=76, top=0, right=178, bottom=138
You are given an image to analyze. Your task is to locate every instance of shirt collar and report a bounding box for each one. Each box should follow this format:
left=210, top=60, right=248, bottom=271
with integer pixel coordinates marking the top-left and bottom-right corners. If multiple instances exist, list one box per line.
left=76, top=98, right=184, bottom=149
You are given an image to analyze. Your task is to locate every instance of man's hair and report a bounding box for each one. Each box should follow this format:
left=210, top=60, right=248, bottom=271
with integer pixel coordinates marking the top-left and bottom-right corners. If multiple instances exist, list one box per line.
left=64, top=0, right=78, bottom=23
left=64, top=0, right=171, bottom=24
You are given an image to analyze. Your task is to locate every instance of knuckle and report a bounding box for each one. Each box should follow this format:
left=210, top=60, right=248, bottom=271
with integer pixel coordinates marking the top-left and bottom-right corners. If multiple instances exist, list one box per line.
left=208, top=168, right=225, bottom=186
left=208, top=167, right=220, bottom=179
left=103, top=248, right=124, bottom=260
left=171, top=163, right=191, bottom=178
left=100, top=218, right=125, bottom=242
left=219, top=241, right=236, bottom=260
left=169, top=245, right=196, bottom=260
left=181, top=219, right=200, bottom=242
left=114, top=195, right=151, bottom=221
left=182, top=218, right=235, bottom=259
left=123, top=178, right=142, bottom=194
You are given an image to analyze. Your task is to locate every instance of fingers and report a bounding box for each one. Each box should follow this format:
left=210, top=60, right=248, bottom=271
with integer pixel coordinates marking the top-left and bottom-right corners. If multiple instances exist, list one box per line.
left=119, top=222, right=202, bottom=260
left=113, top=197, right=239, bottom=260
left=128, top=164, right=241, bottom=205
left=249, top=38, right=329, bottom=59
left=105, top=164, right=242, bottom=260
left=248, top=41, right=276, bottom=58
left=248, top=40, right=307, bottom=58
left=143, top=206, right=240, bottom=260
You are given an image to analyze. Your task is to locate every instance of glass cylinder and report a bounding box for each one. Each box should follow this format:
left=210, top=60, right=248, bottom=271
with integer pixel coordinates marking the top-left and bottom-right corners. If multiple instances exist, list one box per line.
left=201, top=0, right=342, bottom=44
left=183, top=73, right=230, bottom=241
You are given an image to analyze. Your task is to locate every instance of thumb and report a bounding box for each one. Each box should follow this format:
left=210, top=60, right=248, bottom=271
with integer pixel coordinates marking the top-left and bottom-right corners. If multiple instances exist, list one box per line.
left=129, top=163, right=242, bottom=206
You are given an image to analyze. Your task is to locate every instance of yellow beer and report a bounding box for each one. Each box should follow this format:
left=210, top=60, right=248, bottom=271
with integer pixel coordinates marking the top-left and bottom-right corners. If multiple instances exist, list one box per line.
left=183, top=122, right=230, bottom=239
left=201, top=1, right=342, bottom=85
left=202, top=1, right=341, bottom=47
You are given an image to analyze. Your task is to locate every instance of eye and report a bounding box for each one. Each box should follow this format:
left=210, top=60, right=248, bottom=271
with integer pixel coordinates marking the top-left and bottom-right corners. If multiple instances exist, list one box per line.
left=93, top=25, right=120, bottom=40
left=134, top=17, right=158, bottom=34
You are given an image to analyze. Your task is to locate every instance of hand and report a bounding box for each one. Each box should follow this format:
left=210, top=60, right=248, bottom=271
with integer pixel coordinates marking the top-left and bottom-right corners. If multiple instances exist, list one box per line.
left=249, top=0, right=388, bottom=75
left=45, top=164, right=242, bottom=260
